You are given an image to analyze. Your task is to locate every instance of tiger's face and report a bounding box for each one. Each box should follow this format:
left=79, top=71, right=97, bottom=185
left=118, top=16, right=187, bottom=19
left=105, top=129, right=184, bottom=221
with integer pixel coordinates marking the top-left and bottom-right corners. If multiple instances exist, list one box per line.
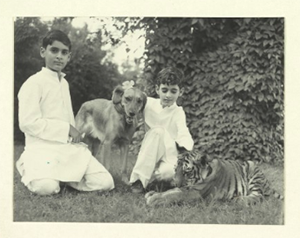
left=174, top=150, right=213, bottom=188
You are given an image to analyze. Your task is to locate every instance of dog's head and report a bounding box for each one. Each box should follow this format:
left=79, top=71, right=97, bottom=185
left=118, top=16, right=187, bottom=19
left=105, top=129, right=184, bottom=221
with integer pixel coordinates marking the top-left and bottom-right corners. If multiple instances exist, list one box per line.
left=112, top=85, right=147, bottom=124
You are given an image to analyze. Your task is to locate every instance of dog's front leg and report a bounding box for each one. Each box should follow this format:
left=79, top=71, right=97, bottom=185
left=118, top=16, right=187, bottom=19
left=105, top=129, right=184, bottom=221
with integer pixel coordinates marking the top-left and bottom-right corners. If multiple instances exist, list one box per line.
left=91, top=139, right=101, bottom=157
left=120, top=143, right=130, bottom=185
left=100, top=140, right=112, bottom=172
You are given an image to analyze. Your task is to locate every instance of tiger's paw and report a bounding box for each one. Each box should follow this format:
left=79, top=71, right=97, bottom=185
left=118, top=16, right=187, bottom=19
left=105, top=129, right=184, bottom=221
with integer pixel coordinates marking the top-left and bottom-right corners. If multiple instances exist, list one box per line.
left=235, top=196, right=262, bottom=206
left=145, top=190, right=157, bottom=199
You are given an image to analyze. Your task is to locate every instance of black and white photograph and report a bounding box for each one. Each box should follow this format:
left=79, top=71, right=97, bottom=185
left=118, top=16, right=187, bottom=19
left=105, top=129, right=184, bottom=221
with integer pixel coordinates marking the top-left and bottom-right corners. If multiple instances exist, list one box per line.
left=1, top=0, right=300, bottom=238
left=13, top=16, right=284, bottom=223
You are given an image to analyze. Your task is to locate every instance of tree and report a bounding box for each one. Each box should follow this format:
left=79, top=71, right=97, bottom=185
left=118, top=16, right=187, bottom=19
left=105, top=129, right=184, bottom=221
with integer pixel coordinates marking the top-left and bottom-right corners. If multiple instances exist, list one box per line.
left=14, top=17, right=122, bottom=143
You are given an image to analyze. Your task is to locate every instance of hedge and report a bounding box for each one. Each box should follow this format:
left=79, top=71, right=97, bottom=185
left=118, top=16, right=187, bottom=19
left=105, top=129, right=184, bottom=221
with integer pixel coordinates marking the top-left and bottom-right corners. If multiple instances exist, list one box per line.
left=132, top=18, right=284, bottom=164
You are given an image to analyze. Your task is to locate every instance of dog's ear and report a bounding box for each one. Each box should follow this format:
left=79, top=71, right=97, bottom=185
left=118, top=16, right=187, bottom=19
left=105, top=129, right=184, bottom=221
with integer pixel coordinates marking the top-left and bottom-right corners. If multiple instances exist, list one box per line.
left=140, top=92, right=147, bottom=112
left=112, top=85, right=124, bottom=104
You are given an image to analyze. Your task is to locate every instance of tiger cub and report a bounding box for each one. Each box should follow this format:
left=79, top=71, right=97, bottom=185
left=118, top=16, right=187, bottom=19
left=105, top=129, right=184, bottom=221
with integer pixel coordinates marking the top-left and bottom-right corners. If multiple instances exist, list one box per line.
left=145, top=150, right=283, bottom=206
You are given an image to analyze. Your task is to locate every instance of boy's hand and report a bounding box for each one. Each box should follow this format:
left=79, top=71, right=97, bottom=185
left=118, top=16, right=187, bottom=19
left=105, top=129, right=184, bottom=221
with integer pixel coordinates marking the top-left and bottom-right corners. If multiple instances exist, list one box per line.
left=69, top=125, right=82, bottom=143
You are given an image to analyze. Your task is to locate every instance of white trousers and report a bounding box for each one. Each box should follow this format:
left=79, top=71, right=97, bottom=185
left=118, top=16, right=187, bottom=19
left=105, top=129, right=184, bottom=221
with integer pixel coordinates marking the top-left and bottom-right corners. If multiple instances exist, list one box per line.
left=130, top=127, right=178, bottom=188
left=27, top=172, right=114, bottom=195
left=24, top=156, right=114, bottom=196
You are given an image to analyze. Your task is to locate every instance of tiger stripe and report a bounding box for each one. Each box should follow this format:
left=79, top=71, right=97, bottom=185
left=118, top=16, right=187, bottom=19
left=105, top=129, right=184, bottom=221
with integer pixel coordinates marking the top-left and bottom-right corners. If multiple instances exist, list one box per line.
left=174, top=151, right=283, bottom=204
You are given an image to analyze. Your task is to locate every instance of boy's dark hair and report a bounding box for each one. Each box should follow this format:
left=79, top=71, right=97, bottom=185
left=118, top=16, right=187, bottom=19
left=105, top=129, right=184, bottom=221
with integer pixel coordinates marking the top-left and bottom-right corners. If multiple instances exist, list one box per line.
left=156, top=67, right=185, bottom=88
left=42, top=30, right=72, bottom=51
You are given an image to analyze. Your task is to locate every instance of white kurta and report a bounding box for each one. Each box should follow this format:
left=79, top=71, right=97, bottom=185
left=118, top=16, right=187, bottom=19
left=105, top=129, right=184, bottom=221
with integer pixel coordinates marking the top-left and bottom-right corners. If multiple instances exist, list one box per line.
left=130, top=97, right=194, bottom=187
left=144, top=97, right=194, bottom=151
left=16, top=67, right=106, bottom=186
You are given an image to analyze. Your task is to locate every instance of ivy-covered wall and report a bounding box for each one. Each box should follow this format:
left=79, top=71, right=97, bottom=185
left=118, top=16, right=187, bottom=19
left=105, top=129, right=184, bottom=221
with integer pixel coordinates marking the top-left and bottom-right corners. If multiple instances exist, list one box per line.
left=140, top=18, right=284, bottom=163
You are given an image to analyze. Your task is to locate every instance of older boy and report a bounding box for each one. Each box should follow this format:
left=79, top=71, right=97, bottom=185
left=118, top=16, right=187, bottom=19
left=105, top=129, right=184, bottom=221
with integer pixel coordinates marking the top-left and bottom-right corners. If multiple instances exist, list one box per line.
left=130, top=67, right=194, bottom=193
left=16, top=30, right=114, bottom=195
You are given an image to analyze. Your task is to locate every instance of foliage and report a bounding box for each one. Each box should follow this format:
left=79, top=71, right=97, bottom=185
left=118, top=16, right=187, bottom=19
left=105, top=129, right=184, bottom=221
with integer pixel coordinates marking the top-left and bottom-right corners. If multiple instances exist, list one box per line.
left=14, top=17, right=122, bottom=142
left=14, top=18, right=49, bottom=142
left=135, top=18, right=284, bottom=163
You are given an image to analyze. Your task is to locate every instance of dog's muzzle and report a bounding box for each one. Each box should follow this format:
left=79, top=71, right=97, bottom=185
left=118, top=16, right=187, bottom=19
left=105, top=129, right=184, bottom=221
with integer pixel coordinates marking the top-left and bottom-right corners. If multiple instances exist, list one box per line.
left=125, top=115, right=134, bottom=124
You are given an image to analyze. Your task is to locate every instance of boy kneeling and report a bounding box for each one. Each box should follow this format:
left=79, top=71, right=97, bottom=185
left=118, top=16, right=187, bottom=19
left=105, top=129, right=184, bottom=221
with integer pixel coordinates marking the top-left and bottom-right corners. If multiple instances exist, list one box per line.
left=16, top=30, right=114, bottom=195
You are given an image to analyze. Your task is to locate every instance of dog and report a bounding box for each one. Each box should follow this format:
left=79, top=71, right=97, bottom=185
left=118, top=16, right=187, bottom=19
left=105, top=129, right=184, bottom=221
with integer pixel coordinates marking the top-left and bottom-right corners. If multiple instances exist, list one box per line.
left=75, top=84, right=147, bottom=184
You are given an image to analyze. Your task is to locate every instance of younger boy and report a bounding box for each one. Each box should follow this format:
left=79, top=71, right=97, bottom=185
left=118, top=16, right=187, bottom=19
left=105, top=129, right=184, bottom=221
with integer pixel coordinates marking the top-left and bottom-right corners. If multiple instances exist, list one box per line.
left=130, top=67, right=194, bottom=193
left=16, top=30, right=114, bottom=195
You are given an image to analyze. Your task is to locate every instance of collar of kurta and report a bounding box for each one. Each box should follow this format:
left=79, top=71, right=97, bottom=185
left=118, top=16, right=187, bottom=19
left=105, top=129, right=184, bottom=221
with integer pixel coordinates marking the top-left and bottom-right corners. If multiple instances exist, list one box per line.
left=159, top=102, right=177, bottom=111
left=41, top=67, right=66, bottom=81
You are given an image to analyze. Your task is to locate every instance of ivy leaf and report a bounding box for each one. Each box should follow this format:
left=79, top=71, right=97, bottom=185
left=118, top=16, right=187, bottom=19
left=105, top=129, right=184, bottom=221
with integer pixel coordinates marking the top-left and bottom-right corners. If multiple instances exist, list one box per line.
left=198, top=19, right=205, bottom=27
left=244, top=18, right=252, bottom=24
left=235, top=84, right=244, bottom=92
left=191, top=19, right=198, bottom=25
left=258, top=93, right=264, bottom=102
left=142, top=17, right=283, bottom=163
left=255, top=32, right=262, bottom=40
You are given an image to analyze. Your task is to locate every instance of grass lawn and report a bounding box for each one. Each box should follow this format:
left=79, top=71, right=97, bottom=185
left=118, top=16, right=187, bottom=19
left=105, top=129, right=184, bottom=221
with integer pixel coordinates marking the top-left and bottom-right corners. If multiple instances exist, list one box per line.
left=13, top=144, right=284, bottom=224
